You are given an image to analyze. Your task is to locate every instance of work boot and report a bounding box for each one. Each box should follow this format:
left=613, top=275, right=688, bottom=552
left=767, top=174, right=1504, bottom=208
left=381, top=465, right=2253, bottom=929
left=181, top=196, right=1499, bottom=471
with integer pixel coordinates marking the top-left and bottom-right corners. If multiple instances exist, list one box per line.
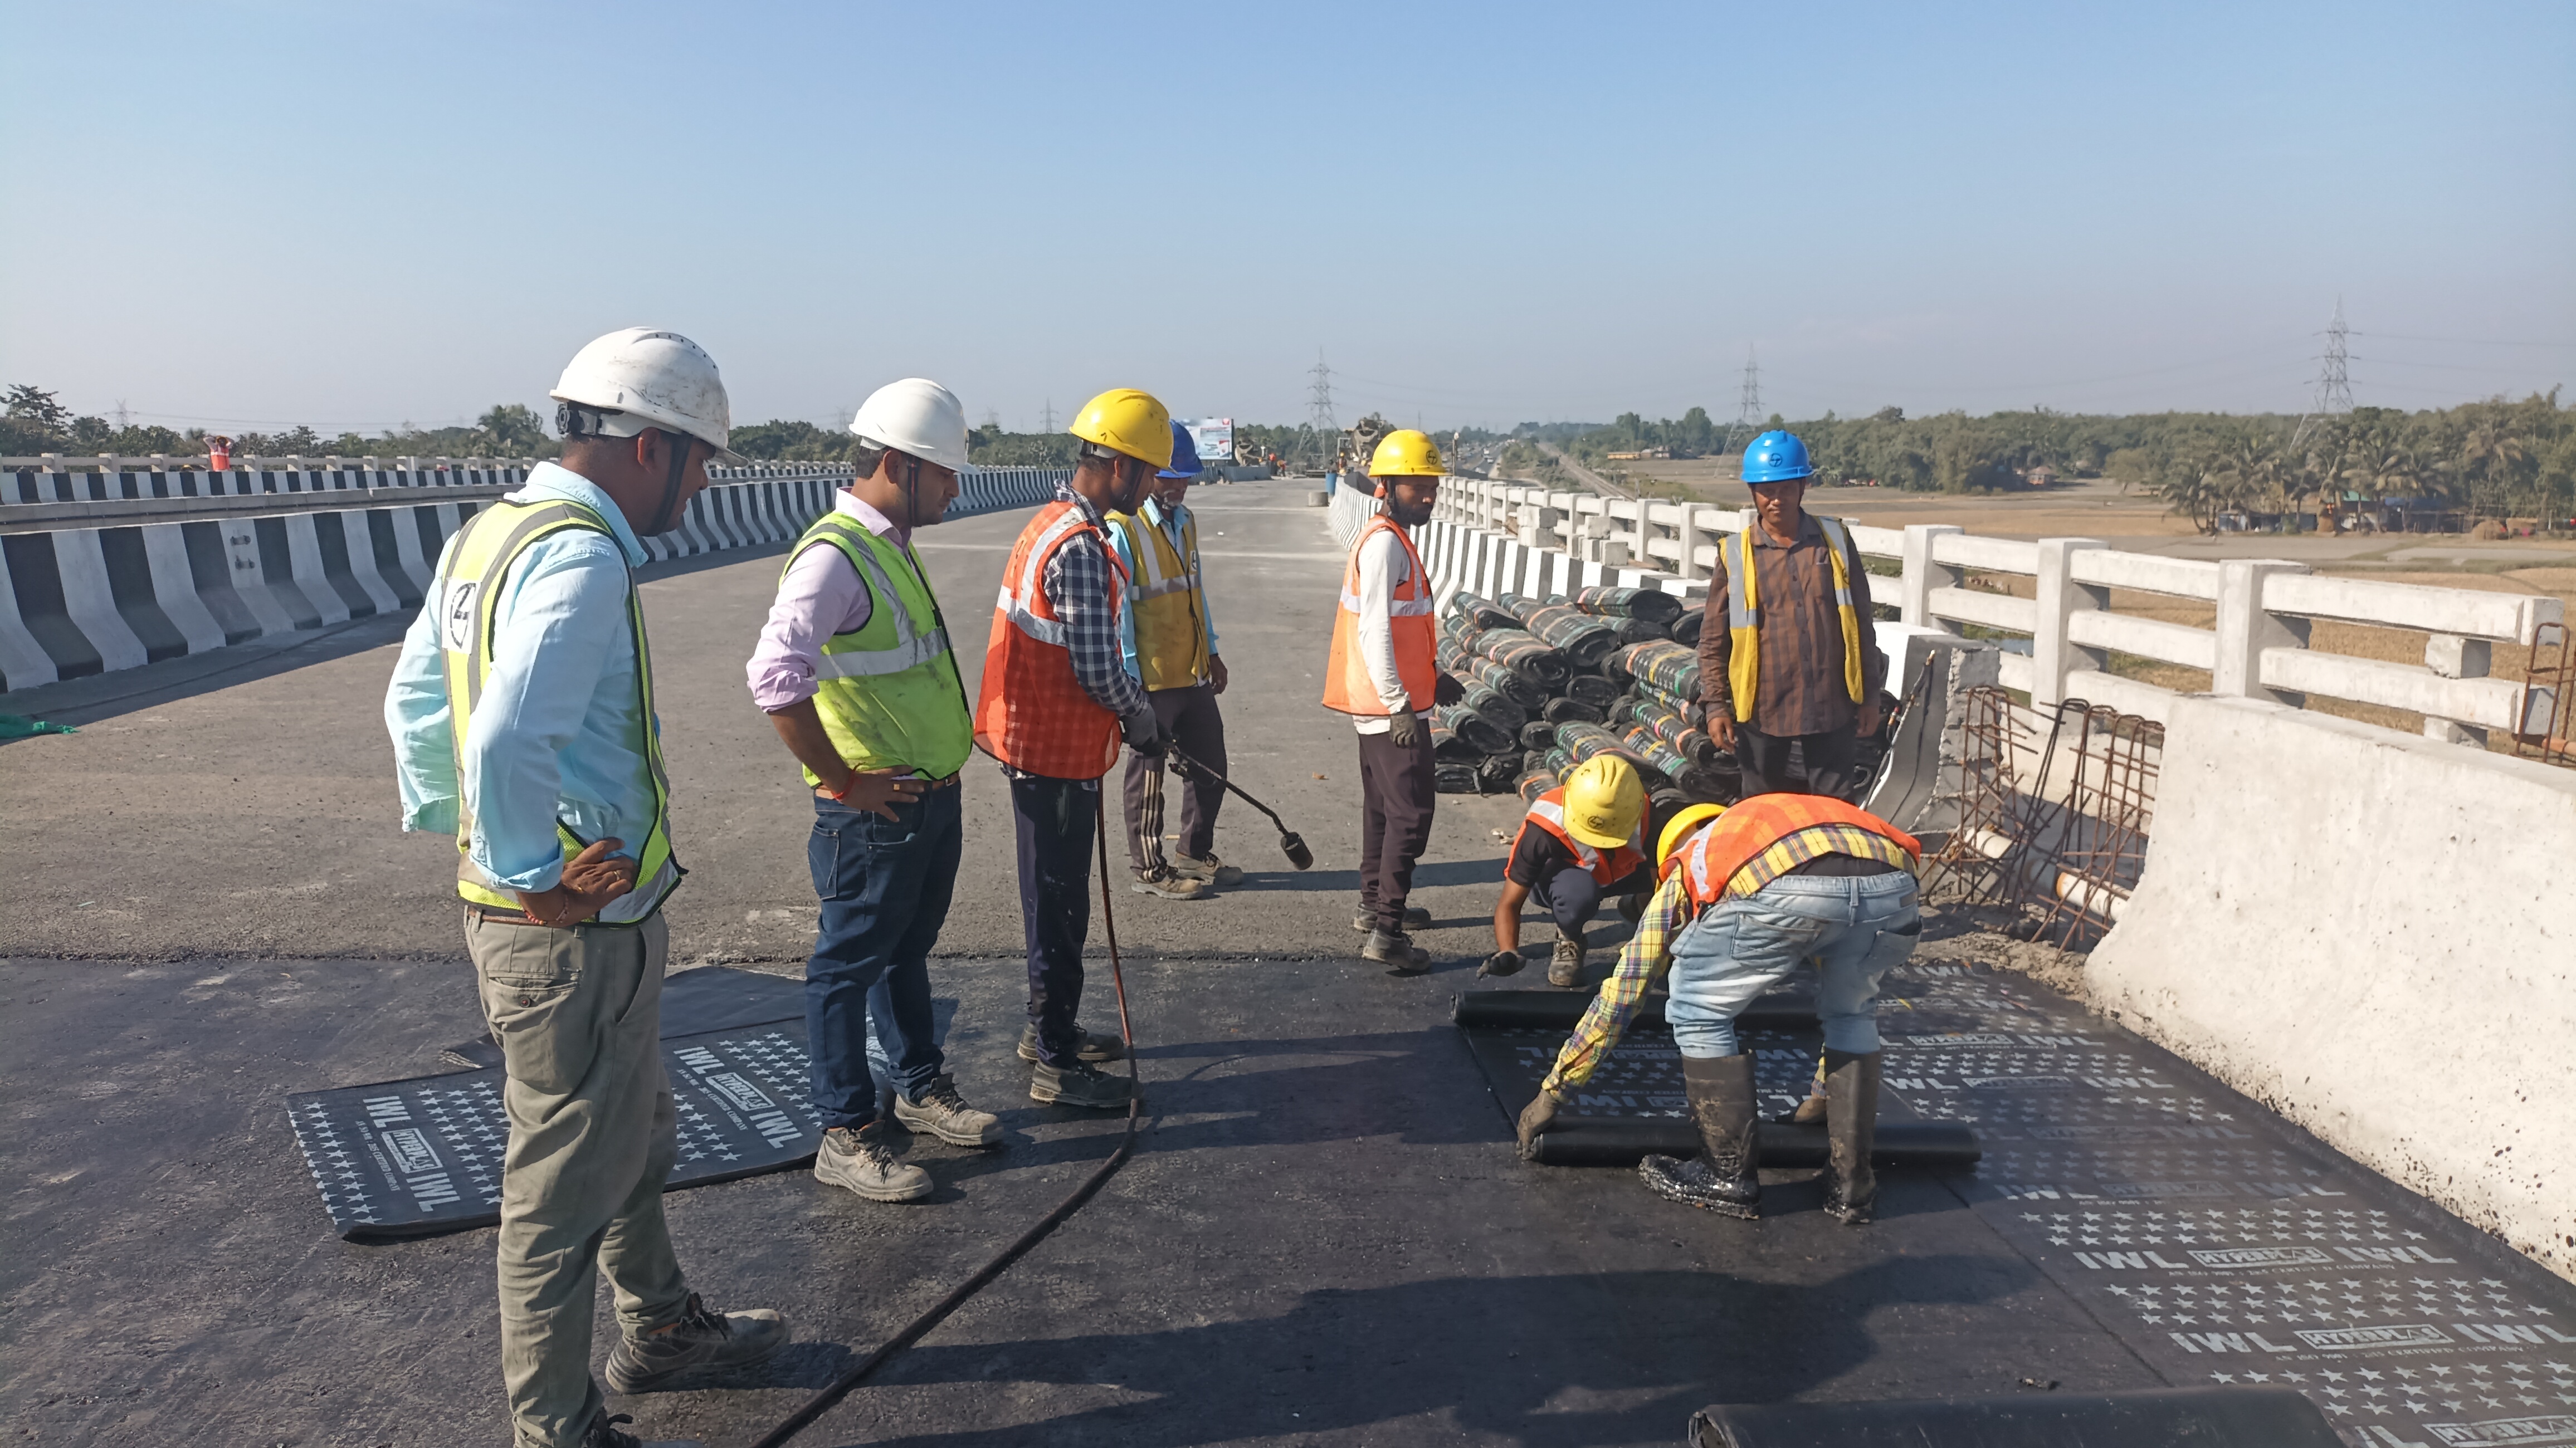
left=1131, top=867, right=1214, bottom=900
left=1030, top=1059, right=1136, bottom=1108
left=1353, top=905, right=1432, bottom=932
left=1637, top=1052, right=1762, bottom=1218
left=891, top=1074, right=1002, bottom=1147
left=1547, top=935, right=1587, bottom=989
left=1360, top=927, right=1431, bottom=975
left=1017, top=1024, right=1126, bottom=1064
left=602, top=1292, right=789, bottom=1394
left=1170, top=852, right=1246, bottom=886
left=1821, top=1048, right=1882, bottom=1225
left=578, top=1411, right=700, bottom=1448
left=812, top=1123, right=932, bottom=1202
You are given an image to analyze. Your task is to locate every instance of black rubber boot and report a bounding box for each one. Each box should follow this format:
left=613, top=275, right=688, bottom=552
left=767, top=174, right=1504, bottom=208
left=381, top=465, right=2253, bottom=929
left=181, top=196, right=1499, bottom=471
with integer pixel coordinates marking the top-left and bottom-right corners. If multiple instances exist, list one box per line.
left=1638, top=1051, right=1761, bottom=1218
left=1821, top=1048, right=1882, bottom=1225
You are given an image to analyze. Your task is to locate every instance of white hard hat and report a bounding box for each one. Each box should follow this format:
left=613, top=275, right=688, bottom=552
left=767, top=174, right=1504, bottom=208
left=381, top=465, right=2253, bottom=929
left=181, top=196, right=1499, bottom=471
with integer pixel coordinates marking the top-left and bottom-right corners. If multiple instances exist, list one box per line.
left=848, top=378, right=970, bottom=474
left=549, top=327, right=744, bottom=463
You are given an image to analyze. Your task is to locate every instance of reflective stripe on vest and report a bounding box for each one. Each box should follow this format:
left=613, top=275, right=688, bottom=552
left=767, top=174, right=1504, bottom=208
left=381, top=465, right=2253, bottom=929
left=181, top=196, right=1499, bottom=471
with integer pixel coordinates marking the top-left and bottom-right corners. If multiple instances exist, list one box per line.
left=972, top=500, right=1126, bottom=779
left=436, top=498, right=677, bottom=924
left=1679, top=794, right=1918, bottom=907
left=1515, top=787, right=1646, bottom=886
left=789, top=510, right=974, bottom=781
left=1321, top=514, right=1440, bottom=716
left=1115, top=505, right=1211, bottom=690
left=1723, top=515, right=1868, bottom=724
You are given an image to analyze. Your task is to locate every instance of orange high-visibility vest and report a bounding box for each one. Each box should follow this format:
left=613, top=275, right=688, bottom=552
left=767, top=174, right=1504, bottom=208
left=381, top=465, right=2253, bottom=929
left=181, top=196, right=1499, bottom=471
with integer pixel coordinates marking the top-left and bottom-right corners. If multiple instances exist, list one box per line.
left=1323, top=515, right=1437, bottom=716
left=1514, top=787, right=1646, bottom=886
left=1677, top=794, right=1920, bottom=906
left=973, top=500, right=1126, bottom=780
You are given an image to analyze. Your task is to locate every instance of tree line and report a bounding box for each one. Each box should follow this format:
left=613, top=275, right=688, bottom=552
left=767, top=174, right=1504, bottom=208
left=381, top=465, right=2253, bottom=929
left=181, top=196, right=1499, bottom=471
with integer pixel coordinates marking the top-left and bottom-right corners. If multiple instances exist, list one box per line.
left=2, top=386, right=559, bottom=463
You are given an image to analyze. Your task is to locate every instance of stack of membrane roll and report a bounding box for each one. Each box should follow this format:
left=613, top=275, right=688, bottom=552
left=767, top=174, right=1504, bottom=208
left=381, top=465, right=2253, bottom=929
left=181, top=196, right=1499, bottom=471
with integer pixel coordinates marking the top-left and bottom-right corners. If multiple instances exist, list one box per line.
left=1432, top=585, right=1736, bottom=804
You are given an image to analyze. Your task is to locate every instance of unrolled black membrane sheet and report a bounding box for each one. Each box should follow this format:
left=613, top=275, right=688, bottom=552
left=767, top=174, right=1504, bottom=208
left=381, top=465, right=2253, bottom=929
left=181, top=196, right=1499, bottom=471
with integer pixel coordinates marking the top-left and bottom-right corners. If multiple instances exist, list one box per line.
left=1688, top=1386, right=2341, bottom=1447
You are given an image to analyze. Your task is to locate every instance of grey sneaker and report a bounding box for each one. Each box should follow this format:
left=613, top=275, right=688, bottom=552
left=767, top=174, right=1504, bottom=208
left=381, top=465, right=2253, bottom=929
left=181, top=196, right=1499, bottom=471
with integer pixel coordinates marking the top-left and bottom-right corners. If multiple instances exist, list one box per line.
left=1030, top=1059, right=1136, bottom=1108
left=1170, top=852, right=1246, bottom=886
left=1132, top=868, right=1214, bottom=900
left=1017, top=1023, right=1127, bottom=1064
left=812, top=1124, right=931, bottom=1203
left=579, top=1411, right=701, bottom=1448
left=1361, top=927, right=1431, bottom=974
left=1548, top=937, right=1587, bottom=989
left=602, top=1292, right=789, bottom=1394
left=892, top=1074, right=1002, bottom=1146
left=1352, top=906, right=1433, bottom=932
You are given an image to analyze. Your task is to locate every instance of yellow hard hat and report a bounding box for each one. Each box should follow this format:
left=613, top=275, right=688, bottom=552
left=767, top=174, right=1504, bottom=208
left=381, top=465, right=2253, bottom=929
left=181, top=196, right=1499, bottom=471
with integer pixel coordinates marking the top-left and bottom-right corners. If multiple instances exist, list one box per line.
left=1368, top=428, right=1446, bottom=477
left=1069, top=389, right=1174, bottom=469
left=1658, top=803, right=1728, bottom=873
left=1560, top=755, right=1646, bottom=849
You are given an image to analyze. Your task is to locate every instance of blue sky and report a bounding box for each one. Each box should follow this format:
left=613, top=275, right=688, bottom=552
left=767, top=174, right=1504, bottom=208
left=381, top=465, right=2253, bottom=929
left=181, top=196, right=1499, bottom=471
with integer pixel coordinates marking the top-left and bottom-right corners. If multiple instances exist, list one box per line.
left=4, top=1, right=2570, bottom=438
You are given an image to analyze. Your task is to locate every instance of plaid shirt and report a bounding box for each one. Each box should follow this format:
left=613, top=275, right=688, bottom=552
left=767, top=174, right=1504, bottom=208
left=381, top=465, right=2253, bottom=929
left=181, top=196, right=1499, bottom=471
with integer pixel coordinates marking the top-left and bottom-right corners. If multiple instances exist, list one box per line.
left=1537, top=824, right=1916, bottom=1094
left=1695, top=512, right=1885, bottom=735
left=1042, top=484, right=1153, bottom=732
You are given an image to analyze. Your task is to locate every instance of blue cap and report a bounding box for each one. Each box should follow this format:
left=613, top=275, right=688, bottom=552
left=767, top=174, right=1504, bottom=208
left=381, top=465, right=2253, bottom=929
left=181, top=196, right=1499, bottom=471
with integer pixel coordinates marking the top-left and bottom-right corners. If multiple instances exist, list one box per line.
left=1741, top=429, right=1813, bottom=485
left=1158, top=420, right=1203, bottom=480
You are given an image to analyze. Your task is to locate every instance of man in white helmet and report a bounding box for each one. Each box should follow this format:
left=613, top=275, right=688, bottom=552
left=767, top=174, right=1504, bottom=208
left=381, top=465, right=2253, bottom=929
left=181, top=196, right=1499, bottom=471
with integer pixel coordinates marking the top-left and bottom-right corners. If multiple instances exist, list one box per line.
left=384, top=328, right=784, bottom=1448
left=746, top=378, right=1002, bottom=1206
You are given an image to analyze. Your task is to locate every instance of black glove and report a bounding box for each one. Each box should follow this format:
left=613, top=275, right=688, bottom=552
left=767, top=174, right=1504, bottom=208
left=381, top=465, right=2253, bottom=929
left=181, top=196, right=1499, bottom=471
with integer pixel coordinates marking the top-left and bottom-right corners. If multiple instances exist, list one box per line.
left=1515, top=1089, right=1560, bottom=1159
left=1433, top=672, right=1466, bottom=707
left=1123, top=713, right=1167, bottom=759
left=1386, top=707, right=1422, bottom=747
left=1478, top=948, right=1525, bottom=979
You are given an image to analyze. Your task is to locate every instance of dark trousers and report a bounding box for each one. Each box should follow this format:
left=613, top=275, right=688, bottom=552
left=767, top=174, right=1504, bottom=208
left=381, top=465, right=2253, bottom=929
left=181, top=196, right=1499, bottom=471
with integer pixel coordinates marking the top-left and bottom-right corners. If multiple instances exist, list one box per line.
left=1735, top=721, right=1859, bottom=801
left=1356, top=728, right=1437, bottom=933
left=1012, top=774, right=1097, bottom=1069
left=1531, top=862, right=1656, bottom=941
left=804, top=786, right=960, bottom=1131
left=1123, top=683, right=1226, bottom=874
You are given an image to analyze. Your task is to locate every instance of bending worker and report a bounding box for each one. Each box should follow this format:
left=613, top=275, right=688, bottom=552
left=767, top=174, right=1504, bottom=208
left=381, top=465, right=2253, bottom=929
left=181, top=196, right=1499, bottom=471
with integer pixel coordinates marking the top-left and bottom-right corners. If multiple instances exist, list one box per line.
left=1109, top=419, right=1237, bottom=901
left=1514, top=791, right=1922, bottom=1225
left=1696, top=430, right=1886, bottom=800
left=975, top=388, right=1171, bottom=1109
left=747, top=378, right=1001, bottom=1207
left=384, top=328, right=783, bottom=1448
left=1323, top=428, right=1463, bottom=972
left=1480, top=754, right=1655, bottom=988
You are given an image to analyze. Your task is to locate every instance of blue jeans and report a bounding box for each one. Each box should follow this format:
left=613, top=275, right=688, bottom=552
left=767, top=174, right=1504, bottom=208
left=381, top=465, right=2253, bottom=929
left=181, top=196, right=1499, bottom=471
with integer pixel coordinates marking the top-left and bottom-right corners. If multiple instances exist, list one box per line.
left=1665, top=872, right=1921, bottom=1059
left=806, top=786, right=961, bottom=1131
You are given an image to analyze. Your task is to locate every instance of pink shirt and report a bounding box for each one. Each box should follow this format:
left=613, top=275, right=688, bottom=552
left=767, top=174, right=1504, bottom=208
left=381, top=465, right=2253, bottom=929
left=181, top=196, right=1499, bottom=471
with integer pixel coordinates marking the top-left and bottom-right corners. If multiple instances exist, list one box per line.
left=746, top=492, right=912, bottom=713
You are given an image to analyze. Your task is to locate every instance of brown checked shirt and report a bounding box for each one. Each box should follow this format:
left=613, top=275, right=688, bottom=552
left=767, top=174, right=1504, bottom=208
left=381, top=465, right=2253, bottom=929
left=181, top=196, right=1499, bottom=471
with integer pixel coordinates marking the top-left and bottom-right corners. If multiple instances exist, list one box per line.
left=1695, top=512, right=1886, bottom=736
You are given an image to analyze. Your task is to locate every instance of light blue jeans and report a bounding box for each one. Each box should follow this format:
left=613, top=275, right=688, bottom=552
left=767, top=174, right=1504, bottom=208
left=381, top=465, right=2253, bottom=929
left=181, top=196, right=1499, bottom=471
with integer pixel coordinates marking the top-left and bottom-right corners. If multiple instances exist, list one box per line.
left=1665, top=872, right=1921, bottom=1058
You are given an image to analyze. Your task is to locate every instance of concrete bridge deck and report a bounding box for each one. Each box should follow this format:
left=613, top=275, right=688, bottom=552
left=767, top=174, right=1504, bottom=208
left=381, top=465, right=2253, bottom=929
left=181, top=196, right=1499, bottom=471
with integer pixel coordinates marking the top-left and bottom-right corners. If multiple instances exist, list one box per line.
left=4, top=478, right=2569, bottom=1447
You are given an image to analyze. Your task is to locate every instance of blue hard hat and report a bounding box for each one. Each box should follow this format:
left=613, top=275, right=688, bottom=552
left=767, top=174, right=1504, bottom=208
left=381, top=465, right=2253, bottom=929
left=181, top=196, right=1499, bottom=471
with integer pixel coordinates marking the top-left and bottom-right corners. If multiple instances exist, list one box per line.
left=1741, top=429, right=1813, bottom=485
left=1158, top=420, right=1203, bottom=479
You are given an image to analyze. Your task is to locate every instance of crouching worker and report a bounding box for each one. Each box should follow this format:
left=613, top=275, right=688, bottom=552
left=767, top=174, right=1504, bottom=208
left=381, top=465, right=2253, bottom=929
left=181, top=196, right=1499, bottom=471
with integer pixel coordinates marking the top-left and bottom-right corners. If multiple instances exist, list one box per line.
left=1514, top=793, right=1921, bottom=1224
left=1479, top=755, right=1655, bottom=987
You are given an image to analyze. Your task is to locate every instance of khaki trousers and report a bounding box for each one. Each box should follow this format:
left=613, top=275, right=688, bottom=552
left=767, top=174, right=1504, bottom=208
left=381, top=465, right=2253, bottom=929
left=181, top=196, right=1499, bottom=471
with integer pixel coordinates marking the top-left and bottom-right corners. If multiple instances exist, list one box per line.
left=465, top=909, right=691, bottom=1448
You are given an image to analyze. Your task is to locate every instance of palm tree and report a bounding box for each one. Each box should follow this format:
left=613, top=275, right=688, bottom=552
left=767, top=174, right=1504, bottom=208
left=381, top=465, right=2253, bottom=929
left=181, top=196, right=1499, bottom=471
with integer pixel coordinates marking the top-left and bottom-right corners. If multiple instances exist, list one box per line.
left=2458, top=419, right=2529, bottom=522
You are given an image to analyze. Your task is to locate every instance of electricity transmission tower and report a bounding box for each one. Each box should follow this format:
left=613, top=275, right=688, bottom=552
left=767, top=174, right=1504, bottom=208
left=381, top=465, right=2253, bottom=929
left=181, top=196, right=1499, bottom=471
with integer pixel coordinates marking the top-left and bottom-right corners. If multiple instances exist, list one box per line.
left=1040, top=399, right=1056, bottom=434
left=2292, top=300, right=2354, bottom=449
left=1722, top=347, right=1763, bottom=454
left=1305, top=351, right=1337, bottom=472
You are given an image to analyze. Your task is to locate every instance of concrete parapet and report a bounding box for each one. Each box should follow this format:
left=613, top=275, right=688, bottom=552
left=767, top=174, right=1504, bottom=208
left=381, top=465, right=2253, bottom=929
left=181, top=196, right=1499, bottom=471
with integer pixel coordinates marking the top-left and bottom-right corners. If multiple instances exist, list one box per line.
left=2088, top=694, right=2576, bottom=1283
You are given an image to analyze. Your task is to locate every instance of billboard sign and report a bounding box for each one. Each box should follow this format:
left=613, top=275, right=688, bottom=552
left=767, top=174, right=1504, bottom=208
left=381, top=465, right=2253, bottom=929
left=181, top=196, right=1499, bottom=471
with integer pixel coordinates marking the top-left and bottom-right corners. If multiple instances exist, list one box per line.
left=1183, top=418, right=1233, bottom=469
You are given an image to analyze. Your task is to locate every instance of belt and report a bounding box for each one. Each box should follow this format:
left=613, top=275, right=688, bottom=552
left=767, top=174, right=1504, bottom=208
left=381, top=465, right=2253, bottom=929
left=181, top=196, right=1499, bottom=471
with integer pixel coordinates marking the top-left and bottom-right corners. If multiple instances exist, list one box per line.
left=1786, top=853, right=1902, bottom=878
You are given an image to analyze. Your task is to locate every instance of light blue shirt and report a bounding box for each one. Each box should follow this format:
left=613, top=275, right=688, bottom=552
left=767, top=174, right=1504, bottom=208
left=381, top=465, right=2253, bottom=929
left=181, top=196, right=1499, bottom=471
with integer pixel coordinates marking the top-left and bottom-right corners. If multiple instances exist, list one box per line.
left=1107, top=496, right=1219, bottom=683
left=383, top=463, right=660, bottom=894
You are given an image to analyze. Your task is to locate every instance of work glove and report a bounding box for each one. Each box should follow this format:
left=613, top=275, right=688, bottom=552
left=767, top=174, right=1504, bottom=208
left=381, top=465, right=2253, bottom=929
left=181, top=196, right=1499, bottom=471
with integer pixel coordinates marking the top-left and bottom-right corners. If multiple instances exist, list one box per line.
left=1478, top=948, right=1525, bottom=979
left=1433, top=672, right=1466, bottom=707
left=1515, top=1088, right=1561, bottom=1160
left=1123, top=712, right=1168, bottom=759
left=1386, top=707, right=1422, bottom=748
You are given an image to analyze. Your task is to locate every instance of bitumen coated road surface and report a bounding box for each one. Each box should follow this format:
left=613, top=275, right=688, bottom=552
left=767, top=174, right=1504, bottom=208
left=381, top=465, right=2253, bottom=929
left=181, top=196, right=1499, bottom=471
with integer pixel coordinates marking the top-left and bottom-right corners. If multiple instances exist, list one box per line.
left=6, top=478, right=2572, bottom=1447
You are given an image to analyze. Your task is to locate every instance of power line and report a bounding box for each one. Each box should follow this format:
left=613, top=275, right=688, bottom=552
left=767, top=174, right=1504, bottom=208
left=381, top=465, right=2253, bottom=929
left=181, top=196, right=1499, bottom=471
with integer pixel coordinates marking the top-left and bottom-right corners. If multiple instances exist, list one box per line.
left=1305, top=350, right=1336, bottom=472
left=2348, top=331, right=2576, bottom=349
left=2292, top=299, right=2353, bottom=448
left=1040, top=398, right=1056, bottom=434
left=1722, top=346, right=1762, bottom=454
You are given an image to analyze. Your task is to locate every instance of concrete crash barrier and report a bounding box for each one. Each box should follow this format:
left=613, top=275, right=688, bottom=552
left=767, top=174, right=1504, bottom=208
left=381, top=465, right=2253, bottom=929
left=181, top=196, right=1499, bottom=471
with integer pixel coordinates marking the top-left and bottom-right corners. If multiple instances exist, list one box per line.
left=1687, top=1386, right=2341, bottom=1447
left=2086, top=693, right=2576, bottom=1285
left=1525, top=1118, right=1982, bottom=1170
left=0, top=467, right=1067, bottom=693
left=1453, top=989, right=1817, bottom=1033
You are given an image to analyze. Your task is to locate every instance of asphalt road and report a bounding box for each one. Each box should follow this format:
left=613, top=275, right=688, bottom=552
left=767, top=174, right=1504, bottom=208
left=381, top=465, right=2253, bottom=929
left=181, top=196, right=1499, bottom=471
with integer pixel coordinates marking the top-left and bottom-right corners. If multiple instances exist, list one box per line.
left=6, top=477, right=2569, bottom=1448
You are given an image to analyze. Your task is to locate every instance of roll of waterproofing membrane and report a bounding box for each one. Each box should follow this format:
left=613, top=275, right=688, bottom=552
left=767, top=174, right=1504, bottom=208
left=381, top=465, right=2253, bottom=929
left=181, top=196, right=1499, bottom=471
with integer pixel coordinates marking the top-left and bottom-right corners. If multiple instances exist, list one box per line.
left=1685, top=1386, right=2340, bottom=1448
left=1526, top=603, right=1624, bottom=668
left=1574, top=584, right=1683, bottom=625
left=1470, top=657, right=1548, bottom=711
left=1618, top=617, right=1670, bottom=644
left=1668, top=609, right=1705, bottom=648
left=1517, top=767, right=1557, bottom=803
left=1563, top=673, right=1625, bottom=708
left=1616, top=640, right=1703, bottom=703
left=1435, top=762, right=1483, bottom=793
left=1526, top=1118, right=1982, bottom=1169
left=1472, top=628, right=1572, bottom=688
left=1541, top=696, right=1607, bottom=726
left=1448, top=591, right=1519, bottom=633
left=1460, top=683, right=1529, bottom=731
left=1476, top=752, right=1523, bottom=791
left=1518, top=720, right=1558, bottom=752
left=1436, top=703, right=1517, bottom=754
left=1452, top=989, right=1815, bottom=1031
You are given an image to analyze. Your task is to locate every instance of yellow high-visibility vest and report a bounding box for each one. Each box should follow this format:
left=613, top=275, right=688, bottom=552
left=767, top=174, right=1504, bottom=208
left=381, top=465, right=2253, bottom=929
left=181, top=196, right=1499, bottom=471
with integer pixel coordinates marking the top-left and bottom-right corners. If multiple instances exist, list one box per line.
left=787, top=509, right=973, bottom=782
left=1722, top=516, right=1866, bottom=723
left=1112, top=502, right=1211, bottom=690
left=435, top=497, right=677, bottom=923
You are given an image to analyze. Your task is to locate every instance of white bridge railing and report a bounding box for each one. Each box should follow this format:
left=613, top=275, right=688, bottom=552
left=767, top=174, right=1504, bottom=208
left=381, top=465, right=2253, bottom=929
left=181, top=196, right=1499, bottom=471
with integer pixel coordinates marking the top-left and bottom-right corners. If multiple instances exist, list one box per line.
left=1430, top=478, right=2562, bottom=748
